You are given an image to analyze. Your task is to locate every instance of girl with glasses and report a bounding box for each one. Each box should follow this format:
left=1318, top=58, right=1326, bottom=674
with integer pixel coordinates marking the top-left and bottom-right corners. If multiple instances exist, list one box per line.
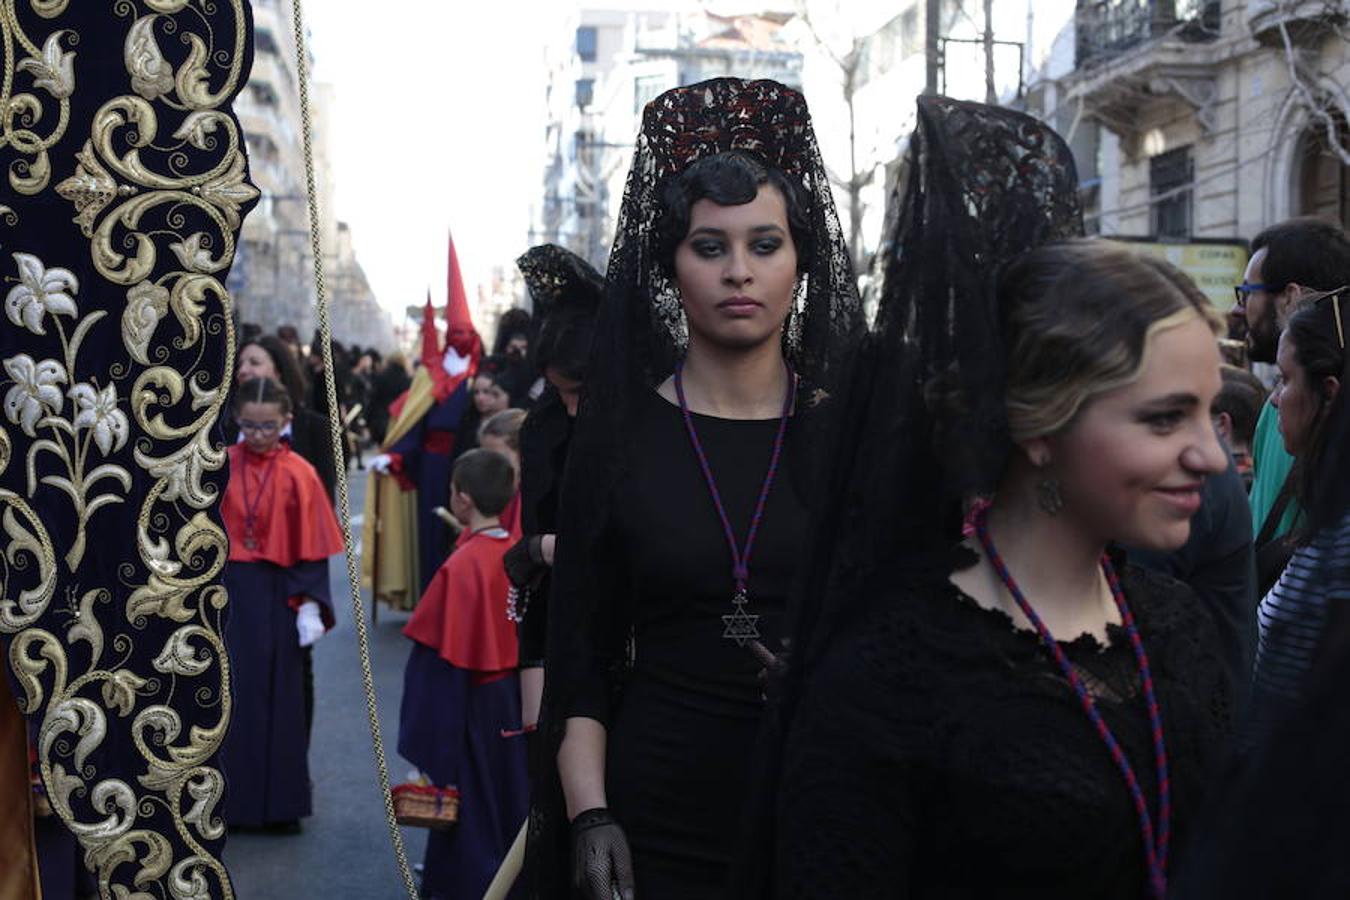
left=217, top=377, right=344, bottom=832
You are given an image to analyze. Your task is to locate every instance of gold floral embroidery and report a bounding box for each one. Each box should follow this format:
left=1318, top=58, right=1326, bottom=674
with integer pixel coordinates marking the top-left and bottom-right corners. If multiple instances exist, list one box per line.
left=0, top=2, right=252, bottom=896
left=0, top=4, right=75, bottom=194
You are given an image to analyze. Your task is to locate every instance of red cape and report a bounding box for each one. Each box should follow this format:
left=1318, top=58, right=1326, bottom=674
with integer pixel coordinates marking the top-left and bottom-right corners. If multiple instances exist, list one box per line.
left=404, top=528, right=517, bottom=673
left=225, top=443, right=345, bottom=566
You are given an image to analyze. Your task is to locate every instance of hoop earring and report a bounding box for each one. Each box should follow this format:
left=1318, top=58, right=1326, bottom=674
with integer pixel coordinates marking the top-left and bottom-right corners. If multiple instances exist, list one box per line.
left=1037, top=477, right=1065, bottom=516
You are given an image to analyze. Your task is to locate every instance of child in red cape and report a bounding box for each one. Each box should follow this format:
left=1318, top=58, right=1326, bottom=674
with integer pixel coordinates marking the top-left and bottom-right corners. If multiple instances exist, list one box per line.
left=399, top=449, right=528, bottom=898
left=219, top=377, right=344, bottom=830
left=477, top=407, right=527, bottom=540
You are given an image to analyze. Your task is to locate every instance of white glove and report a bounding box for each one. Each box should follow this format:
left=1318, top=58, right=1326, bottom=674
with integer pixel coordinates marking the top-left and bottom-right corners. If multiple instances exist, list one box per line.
left=296, top=601, right=325, bottom=647
left=442, top=346, right=471, bottom=377
left=369, top=453, right=393, bottom=474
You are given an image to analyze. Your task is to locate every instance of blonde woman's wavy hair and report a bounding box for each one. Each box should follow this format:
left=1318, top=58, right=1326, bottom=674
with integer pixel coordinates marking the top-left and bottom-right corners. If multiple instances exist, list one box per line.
left=999, top=240, right=1224, bottom=444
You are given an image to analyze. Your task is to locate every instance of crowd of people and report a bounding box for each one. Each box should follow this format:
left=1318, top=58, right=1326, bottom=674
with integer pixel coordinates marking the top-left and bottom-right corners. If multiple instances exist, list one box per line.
left=356, top=79, right=1350, bottom=899
left=26, top=75, right=1350, bottom=899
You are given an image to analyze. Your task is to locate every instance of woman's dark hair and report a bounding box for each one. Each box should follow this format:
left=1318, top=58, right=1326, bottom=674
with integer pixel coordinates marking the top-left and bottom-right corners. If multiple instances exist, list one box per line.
left=241, top=334, right=309, bottom=412
left=1286, top=293, right=1350, bottom=538
left=654, top=150, right=813, bottom=276
left=493, top=308, right=533, bottom=355
left=534, top=310, right=595, bottom=382
left=476, top=354, right=527, bottom=402
left=233, top=376, right=293, bottom=416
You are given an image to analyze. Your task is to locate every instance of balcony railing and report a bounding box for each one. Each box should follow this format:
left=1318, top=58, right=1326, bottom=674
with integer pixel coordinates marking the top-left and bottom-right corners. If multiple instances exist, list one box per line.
left=1075, top=0, right=1221, bottom=68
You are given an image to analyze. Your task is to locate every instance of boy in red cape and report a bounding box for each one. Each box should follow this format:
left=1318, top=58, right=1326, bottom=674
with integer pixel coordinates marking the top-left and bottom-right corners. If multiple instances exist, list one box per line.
left=399, top=449, right=528, bottom=899
left=219, top=378, right=344, bottom=830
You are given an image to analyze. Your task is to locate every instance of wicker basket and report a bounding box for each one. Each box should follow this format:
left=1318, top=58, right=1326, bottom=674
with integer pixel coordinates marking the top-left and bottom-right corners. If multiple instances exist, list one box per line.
left=392, top=783, right=460, bottom=830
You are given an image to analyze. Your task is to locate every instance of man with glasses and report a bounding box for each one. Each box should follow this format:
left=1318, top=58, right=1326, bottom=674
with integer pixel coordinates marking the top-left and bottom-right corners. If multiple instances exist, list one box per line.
left=1236, top=218, right=1350, bottom=583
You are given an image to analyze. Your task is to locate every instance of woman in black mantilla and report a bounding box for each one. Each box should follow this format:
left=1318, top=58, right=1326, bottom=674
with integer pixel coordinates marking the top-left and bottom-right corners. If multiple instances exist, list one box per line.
left=528, top=79, right=862, bottom=900
left=505, top=244, right=605, bottom=742
left=755, top=98, right=1235, bottom=899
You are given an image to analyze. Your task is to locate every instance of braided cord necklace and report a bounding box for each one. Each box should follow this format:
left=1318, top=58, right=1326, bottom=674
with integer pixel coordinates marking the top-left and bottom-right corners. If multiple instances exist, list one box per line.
left=973, top=507, right=1171, bottom=899
left=673, top=359, right=795, bottom=647
left=241, top=450, right=281, bottom=551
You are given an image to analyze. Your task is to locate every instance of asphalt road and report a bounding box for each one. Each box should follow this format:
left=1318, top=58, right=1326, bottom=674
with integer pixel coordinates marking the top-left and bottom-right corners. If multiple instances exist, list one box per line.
left=223, top=471, right=435, bottom=899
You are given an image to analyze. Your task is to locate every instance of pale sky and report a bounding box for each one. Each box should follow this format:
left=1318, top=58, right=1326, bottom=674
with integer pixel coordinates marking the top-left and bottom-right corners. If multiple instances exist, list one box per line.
left=305, top=3, right=571, bottom=326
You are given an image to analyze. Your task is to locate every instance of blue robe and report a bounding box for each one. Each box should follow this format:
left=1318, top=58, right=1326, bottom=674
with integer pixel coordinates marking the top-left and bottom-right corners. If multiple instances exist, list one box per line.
left=398, top=643, right=528, bottom=899
left=220, top=559, right=332, bottom=827
left=387, top=382, right=471, bottom=594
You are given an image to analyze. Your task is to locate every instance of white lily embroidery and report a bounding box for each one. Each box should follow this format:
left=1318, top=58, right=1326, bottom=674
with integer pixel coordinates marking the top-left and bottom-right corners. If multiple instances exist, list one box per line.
left=17, top=31, right=75, bottom=99
left=6, top=252, right=78, bottom=335
left=69, top=383, right=130, bottom=455
left=3, top=354, right=66, bottom=436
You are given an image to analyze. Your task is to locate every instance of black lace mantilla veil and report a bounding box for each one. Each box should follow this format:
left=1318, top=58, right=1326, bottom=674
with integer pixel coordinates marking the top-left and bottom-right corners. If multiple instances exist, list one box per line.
left=794, top=94, right=1083, bottom=668
left=515, top=242, right=604, bottom=525
left=736, top=96, right=1084, bottom=895
left=517, top=243, right=606, bottom=332
left=525, top=78, right=864, bottom=894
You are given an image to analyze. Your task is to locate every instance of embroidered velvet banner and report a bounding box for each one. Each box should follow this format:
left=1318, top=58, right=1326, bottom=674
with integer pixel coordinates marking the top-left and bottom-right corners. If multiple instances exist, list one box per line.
left=0, top=1, right=256, bottom=894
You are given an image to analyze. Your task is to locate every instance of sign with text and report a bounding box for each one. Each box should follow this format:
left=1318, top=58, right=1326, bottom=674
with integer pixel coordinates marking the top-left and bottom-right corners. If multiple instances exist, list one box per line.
left=1108, top=240, right=1248, bottom=312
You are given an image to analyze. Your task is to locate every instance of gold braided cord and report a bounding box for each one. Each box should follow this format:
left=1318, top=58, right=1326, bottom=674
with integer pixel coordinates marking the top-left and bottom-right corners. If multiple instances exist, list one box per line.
left=286, top=0, right=421, bottom=895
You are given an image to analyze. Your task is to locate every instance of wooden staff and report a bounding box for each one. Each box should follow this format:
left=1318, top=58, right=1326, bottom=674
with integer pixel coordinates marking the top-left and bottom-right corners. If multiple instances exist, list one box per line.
left=482, top=820, right=527, bottom=900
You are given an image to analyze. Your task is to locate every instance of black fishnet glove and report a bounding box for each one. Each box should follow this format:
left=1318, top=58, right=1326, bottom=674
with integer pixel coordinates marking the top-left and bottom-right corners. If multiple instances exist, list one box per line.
left=571, top=807, right=635, bottom=900
left=504, top=536, right=548, bottom=588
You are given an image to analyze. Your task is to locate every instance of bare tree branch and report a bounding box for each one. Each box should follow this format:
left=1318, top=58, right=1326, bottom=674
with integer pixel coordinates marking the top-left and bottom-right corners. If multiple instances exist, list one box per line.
left=1275, top=1, right=1350, bottom=166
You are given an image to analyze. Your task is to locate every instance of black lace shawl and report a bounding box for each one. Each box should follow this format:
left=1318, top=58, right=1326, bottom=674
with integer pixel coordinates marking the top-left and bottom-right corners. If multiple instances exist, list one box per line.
left=524, top=78, right=864, bottom=896
left=773, top=559, right=1231, bottom=898
left=789, top=95, right=1083, bottom=677
left=735, top=96, right=1084, bottom=895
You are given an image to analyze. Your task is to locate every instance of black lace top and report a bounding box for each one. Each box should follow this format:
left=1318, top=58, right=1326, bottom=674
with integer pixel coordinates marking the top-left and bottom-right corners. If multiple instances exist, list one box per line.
left=772, top=556, right=1231, bottom=899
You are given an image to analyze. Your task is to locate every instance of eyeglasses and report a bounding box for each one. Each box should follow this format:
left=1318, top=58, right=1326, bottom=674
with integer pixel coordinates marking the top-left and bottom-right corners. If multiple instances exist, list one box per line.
left=238, top=419, right=282, bottom=434
left=1233, top=282, right=1271, bottom=308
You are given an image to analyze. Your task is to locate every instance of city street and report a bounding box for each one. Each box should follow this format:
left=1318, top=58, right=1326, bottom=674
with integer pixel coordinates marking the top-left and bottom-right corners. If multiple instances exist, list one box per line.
left=223, top=472, right=433, bottom=898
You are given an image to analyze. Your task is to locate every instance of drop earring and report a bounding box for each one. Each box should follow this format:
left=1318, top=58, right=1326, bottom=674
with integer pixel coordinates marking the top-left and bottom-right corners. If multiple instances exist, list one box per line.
left=1037, top=476, right=1064, bottom=516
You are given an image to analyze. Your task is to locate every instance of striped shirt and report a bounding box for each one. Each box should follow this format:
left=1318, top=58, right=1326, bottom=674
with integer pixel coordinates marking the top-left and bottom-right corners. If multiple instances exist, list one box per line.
left=1247, top=511, right=1350, bottom=745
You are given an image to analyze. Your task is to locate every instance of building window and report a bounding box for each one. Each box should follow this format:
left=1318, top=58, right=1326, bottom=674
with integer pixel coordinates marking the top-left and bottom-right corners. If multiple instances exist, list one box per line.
left=634, top=74, right=666, bottom=114
left=1150, top=146, right=1192, bottom=239
left=1297, top=114, right=1350, bottom=231
left=575, top=78, right=594, bottom=109
left=576, top=26, right=598, bottom=62
left=255, top=28, right=279, bottom=57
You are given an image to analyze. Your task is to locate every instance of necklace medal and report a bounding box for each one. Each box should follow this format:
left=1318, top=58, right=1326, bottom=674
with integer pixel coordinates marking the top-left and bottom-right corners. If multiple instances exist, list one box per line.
left=674, top=360, right=794, bottom=649
left=240, top=452, right=279, bottom=555
left=722, top=585, right=760, bottom=646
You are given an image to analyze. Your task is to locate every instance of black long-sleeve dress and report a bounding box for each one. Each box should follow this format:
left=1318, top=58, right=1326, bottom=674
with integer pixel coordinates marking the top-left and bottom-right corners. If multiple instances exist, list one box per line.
left=512, top=390, right=573, bottom=668
left=568, top=388, right=806, bottom=899
left=772, top=554, right=1231, bottom=899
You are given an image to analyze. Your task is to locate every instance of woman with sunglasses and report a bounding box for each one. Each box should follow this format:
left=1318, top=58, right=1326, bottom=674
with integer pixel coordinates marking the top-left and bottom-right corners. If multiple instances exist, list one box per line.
left=1246, top=288, right=1350, bottom=746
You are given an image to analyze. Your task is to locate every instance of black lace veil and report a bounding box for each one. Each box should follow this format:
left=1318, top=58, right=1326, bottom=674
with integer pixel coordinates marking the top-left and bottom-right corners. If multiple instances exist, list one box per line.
left=526, top=77, right=864, bottom=894
left=515, top=241, right=604, bottom=526
left=793, top=95, right=1083, bottom=669
left=517, top=243, right=605, bottom=338
left=735, top=96, right=1084, bottom=896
